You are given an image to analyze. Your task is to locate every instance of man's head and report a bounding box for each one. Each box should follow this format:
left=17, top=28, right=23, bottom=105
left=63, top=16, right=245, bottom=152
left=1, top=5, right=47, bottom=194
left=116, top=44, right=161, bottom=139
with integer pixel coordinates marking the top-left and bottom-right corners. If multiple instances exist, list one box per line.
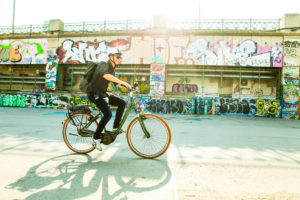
left=107, top=48, right=122, bottom=66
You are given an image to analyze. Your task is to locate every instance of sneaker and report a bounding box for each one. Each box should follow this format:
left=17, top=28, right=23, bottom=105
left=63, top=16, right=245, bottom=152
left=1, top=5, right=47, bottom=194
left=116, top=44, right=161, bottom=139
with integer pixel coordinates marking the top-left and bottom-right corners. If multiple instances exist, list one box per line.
left=91, top=138, right=102, bottom=151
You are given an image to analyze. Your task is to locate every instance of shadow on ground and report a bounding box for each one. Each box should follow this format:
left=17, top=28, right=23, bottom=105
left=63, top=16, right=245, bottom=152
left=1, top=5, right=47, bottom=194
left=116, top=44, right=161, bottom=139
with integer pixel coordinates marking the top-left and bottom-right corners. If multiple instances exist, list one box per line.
left=6, top=153, right=171, bottom=200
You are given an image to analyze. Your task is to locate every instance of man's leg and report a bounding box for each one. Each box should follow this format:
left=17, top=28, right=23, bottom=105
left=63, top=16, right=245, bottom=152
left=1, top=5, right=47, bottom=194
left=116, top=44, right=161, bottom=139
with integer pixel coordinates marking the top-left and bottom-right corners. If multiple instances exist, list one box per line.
left=93, top=97, right=112, bottom=139
left=108, top=95, right=126, bottom=129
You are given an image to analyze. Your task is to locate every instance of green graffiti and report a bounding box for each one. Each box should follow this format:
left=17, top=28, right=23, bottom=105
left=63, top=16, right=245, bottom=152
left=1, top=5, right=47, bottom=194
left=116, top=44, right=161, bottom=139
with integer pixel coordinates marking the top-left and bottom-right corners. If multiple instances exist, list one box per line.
left=257, top=99, right=265, bottom=116
left=3, top=95, right=10, bottom=106
left=1, top=94, right=26, bottom=107
left=0, top=40, right=44, bottom=55
left=0, top=95, right=3, bottom=106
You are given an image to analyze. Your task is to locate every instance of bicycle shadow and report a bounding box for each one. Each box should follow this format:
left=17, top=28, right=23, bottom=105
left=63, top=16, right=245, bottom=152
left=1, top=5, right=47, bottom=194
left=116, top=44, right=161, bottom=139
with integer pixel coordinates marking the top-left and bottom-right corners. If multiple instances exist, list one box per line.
left=6, top=153, right=172, bottom=200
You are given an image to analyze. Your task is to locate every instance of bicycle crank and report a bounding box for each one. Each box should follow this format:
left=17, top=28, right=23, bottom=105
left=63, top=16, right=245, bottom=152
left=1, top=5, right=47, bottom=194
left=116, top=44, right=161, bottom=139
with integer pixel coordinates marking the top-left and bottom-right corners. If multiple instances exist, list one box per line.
left=100, top=134, right=116, bottom=145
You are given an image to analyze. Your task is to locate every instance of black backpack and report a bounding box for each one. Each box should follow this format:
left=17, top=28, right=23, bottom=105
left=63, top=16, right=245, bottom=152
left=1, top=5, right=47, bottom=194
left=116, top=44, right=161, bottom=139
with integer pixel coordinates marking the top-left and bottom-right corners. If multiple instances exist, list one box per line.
left=79, top=62, right=98, bottom=93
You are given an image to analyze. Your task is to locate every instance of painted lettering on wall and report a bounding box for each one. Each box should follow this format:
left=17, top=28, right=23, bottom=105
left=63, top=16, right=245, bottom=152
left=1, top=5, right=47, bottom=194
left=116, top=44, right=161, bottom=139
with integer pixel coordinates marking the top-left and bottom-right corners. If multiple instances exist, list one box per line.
left=0, top=39, right=47, bottom=64
left=184, top=38, right=283, bottom=67
left=144, top=99, right=193, bottom=114
left=45, top=56, right=58, bottom=91
left=283, top=40, right=300, bottom=66
left=0, top=93, right=282, bottom=118
left=214, top=98, right=281, bottom=117
left=56, top=39, right=129, bottom=64
left=172, top=84, right=198, bottom=93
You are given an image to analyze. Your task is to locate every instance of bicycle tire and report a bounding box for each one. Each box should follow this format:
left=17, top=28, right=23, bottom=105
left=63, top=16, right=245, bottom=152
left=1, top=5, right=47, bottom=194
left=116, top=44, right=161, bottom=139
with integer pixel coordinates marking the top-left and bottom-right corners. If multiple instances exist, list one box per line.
left=62, top=113, right=98, bottom=154
left=126, top=114, right=171, bottom=159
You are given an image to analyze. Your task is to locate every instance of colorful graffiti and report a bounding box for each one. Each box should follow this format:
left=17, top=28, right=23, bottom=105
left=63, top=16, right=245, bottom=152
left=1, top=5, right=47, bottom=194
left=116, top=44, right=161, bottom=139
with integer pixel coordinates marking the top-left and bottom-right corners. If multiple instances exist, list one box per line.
left=144, top=99, right=193, bottom=114
left=172, top=84, right=198, bottom=93
left=214, top=98, right=281, bottom=117
left=283, top=80, right=299, bottom=104
left=0, top=93, right=67, bottom=108
left=45, top=56, right=58, bottom=91
left=283, top=39, right=300, bottom=66
left=256, top=99, right=281, bottom=118
left=0, top=39, right=47, bottom=64
left=0, top=93, right=283, bottom=118
left=150, top=56, right=165, bottom=96
left=193, top=97, right=214, bottom=115
left=56, top=39, right=129, bottom=64
left=282, top=104, right=298, bottom=119
left=184, top=38, right=283, bottom=67
left=282, top=77, right=299, bottom=119
left=54, top=36, right=285, bottom=66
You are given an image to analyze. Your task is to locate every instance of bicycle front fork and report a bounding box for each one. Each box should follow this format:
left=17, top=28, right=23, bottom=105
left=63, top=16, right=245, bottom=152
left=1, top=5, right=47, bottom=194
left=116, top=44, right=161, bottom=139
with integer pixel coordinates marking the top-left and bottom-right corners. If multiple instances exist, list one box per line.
left=138, top=114, right=150, bottom=138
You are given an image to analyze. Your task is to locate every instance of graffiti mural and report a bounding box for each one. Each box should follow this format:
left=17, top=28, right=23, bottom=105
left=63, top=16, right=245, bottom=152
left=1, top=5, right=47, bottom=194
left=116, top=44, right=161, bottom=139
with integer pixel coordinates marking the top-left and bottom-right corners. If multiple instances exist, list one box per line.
left=144, top=98, right=193, bottom=114
left=56, top=39, right=129, bottom=64
left=1, top=93, right=283, bottom=118
left=282, top=104, right=298, bottom=119
left=172, top=84, right=198, bottom=93
left=214, top=98, right=281, bottom=117
left=0, top=93, right=67, bottom=108
left=282, top=78, right=299, bottom=119
left=193, top=97, right=214, bottom=115
left=45, top=56, right=58, bottom=91
left=184, top=38, right=283, bottom=67
left=256, top=99, right=281, bottom=118
left=283, top=84, right=299, bottom=104
left=283, top=39, right=300, bottom=66
left=150, top=56, right=165, bottom=96
left=0, top=39, right=47, bottom=64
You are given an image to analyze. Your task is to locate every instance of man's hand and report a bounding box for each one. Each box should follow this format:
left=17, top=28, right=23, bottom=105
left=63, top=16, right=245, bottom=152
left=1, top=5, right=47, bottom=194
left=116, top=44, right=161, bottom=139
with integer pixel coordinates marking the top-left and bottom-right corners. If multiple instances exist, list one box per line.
left=120, top=81, right=132, bottom=90
left=103, top=74, right=132, bottom=90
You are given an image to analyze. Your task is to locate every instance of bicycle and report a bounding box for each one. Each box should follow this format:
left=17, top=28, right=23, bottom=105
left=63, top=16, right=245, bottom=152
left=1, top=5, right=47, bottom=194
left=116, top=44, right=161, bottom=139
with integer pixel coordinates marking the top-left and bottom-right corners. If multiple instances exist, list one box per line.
left=62, top=87, right=171, bottom=159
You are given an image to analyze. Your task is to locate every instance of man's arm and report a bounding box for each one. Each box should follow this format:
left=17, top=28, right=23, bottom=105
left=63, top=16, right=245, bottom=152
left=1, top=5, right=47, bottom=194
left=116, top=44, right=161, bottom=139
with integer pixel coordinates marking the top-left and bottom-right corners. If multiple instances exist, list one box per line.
left=103, top=74, right=132, bottom=90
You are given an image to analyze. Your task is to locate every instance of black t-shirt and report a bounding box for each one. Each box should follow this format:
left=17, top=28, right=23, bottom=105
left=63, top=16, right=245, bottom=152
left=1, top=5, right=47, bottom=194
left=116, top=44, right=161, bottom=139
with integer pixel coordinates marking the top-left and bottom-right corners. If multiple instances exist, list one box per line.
left=90, top=61, right=115, bottom=96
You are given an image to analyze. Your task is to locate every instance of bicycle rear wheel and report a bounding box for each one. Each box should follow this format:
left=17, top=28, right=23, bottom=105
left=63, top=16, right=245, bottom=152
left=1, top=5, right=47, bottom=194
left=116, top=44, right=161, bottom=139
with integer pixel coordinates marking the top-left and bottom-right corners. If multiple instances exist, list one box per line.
left=127, top=114, right=171, bottom=159
left=62, top=113, right=98, bottom=154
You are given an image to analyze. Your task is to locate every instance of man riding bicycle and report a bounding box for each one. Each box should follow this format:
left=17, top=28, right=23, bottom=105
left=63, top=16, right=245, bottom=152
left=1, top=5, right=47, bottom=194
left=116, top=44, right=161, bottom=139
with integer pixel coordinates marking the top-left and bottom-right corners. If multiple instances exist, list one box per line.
left=88, top=48, right=132, bottom=151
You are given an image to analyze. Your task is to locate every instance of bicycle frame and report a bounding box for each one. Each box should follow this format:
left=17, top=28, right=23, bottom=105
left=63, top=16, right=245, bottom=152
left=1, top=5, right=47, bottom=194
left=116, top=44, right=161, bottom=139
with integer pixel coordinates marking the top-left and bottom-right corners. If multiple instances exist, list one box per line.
left=69, top=90, right=150, bottom=138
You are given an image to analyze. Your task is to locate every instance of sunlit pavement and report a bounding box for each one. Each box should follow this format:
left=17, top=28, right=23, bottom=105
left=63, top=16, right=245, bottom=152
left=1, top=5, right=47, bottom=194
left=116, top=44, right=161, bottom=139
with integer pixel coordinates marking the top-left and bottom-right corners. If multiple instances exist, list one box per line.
left=1, top=107, right=300, bottom=200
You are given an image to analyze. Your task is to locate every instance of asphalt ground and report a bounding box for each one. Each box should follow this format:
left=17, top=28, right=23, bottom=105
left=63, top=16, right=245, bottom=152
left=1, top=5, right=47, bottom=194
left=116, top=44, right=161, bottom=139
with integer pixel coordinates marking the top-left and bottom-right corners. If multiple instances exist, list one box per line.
left=1, top=107, right=300, bottom=200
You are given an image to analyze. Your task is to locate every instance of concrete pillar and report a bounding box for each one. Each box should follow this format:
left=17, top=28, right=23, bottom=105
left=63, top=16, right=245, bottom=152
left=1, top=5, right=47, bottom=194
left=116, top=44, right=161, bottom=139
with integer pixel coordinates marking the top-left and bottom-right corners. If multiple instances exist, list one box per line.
left=281, top=14, right=300, bottom=32
left=48, top=19, right=64, bottom=32
left=153, top=15, right=166, bottom=30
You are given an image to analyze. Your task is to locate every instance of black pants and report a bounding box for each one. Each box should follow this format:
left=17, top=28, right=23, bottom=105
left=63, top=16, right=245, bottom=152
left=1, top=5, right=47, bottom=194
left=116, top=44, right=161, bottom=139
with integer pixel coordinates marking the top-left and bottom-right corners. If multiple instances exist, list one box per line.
left=89, top=94, right=126, bottom=139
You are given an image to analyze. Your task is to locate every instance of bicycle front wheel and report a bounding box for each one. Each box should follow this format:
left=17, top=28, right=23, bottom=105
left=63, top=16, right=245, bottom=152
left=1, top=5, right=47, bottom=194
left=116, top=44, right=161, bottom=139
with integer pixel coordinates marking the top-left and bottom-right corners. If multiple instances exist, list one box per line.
left=62, top=113, right=98, bottom=154
left=127, top=114, right=171, bottom=159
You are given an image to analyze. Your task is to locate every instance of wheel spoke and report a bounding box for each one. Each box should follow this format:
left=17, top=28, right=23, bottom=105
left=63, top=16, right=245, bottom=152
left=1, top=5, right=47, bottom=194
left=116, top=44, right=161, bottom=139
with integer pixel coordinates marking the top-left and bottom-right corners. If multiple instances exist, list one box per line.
left=63, top=113, right=98, bottom=154
left=127, top=115, right=171, bottom=158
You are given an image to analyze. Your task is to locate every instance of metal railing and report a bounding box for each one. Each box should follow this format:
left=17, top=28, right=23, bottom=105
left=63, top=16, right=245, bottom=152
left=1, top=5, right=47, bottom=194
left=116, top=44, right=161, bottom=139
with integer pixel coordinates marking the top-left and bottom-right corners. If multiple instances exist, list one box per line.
left=0, top=18, right=281, bottom=35
left=63, top=19, right=152, bottom=32
left=0, top=24, right=48, bottom=34
left=167, top=19, right=281, bottom=30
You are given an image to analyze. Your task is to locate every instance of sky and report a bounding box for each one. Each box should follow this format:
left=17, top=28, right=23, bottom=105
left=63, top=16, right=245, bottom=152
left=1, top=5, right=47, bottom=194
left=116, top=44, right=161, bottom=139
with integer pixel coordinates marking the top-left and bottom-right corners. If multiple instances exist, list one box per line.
left=0, top=0, right=299, bottom=26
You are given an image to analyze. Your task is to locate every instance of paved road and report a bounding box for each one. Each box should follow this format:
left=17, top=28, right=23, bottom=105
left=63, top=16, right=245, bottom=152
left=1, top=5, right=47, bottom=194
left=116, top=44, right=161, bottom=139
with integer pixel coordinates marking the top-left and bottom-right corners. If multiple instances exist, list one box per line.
left=1, top=107, right=300, bottom=200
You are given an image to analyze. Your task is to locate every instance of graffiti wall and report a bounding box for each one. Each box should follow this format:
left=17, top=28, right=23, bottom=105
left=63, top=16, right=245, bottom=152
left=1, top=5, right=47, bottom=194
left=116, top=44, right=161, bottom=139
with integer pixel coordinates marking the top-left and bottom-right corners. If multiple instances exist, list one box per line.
left=214, top=97, right=281, bottom=117
left=150, top=56, right=165, bottom=96
left=283, top=37, right=300, bottom=67
left=193, top=97, right=215, bottom=115
left=144, top=98, right=193, bottom=114
left=0, top=93, right=67, bottom=108
left=56, top=39, right=130, bottom=64
left=282, top=72, right=299, bottom=119
left=0, top=39, right=47, bottom=64
left=0, top=93, right=282, bottom=118
left=45, top=56, right=58, bottom=91
left=55, top=36, right=283, bottom=67
left=184, top=38, right=283, bottom=67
